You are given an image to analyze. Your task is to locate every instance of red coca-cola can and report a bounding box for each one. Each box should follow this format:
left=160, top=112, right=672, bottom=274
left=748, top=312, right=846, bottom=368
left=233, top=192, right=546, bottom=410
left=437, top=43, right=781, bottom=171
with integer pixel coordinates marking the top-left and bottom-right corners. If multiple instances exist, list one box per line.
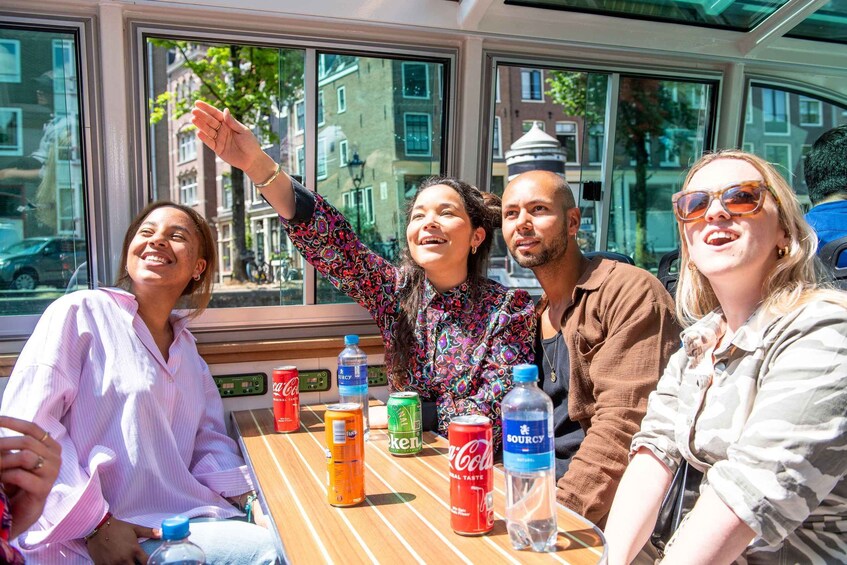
left=272, top=366, right=300, bottom=433
left=448, top=415, right=494, bottom=535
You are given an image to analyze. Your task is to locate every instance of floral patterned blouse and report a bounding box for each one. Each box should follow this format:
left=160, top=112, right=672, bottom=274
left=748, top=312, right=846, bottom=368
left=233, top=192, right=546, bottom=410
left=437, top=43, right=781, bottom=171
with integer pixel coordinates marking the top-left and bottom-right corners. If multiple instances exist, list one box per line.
left=281, top=181, right=536, bottom=447
left=1, top=486, right=25, bottom=565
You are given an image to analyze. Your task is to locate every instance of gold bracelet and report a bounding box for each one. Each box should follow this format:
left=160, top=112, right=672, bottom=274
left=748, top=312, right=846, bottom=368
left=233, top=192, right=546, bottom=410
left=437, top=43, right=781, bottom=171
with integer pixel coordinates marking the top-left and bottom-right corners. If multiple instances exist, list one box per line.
left=254, top=162, right=282, bottom=189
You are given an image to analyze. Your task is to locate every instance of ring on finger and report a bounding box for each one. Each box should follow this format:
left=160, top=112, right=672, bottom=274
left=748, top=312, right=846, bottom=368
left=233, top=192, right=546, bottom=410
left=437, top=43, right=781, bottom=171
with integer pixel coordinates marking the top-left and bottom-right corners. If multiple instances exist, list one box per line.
left=31, top=455, right=45, bottom=471
left=39, top=430, right=50, bottom=443
left=212, top=129, right=218, bottom=141
left=213, top=122, right=222, bottom=132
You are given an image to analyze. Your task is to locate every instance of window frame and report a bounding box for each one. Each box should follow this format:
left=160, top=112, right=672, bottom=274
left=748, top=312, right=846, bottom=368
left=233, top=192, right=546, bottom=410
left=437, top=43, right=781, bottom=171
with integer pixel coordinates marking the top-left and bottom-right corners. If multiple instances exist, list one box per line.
left=401, top=61, right=430, bottom=99
left=403, top=112, right=433, bottom=157
left=761, top=87, right=791, bottom=136
left=520, top=68, right=543, bottom=102
left=129, top=23, right=456, bottom=338
left=337, top=85, right=346, bottom=113
left=798, top=96, right=823, bottom=127
left=1, top=16, right=105, bottom=341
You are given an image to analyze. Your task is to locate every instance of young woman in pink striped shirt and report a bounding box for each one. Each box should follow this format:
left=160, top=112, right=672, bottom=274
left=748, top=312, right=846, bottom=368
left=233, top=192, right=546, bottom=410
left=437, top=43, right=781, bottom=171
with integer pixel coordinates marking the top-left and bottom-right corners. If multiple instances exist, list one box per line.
left=1, top=203, right=277, bottom=564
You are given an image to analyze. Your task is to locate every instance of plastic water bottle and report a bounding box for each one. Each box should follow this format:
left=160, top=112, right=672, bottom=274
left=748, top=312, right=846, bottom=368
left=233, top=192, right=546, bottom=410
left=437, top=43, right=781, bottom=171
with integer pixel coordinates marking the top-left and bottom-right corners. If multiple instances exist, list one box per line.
left=147, top=515, right=206, bottom=565
left=502, top=364, right=557, bottom=552
left=338, top=334, right=369, bottom=440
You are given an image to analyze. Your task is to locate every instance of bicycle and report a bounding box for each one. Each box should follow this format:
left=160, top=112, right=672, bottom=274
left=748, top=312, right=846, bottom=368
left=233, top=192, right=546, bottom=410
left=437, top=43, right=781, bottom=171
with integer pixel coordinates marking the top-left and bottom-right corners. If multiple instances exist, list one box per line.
left=247, top=259, right=272, bottom=284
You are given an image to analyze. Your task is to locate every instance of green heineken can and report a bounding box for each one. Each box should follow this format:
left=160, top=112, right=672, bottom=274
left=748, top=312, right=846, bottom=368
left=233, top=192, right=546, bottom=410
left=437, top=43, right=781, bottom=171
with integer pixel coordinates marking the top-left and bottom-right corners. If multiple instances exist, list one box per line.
left=387, top=391, right=422, bottom=456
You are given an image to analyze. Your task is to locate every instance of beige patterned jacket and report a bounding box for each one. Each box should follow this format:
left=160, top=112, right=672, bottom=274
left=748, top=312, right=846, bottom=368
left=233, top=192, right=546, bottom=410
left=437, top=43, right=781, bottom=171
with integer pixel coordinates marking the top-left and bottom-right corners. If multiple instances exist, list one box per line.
left=631, top=299, right=847, bottom=564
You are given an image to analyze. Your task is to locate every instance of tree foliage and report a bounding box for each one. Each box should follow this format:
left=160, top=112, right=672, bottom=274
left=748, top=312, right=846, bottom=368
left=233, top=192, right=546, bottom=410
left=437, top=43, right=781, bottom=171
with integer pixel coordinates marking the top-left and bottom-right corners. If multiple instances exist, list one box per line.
left=546, top=71, right=701, bottom=267
left=148, top=39, right=304, bottom=281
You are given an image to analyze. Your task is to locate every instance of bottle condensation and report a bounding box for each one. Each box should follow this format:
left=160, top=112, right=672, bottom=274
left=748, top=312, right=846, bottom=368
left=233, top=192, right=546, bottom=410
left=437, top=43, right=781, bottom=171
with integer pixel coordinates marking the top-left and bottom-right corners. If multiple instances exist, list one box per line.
left=147, top=515, right=206, bottom=565
left=337, top=334, right=369, bottom=440
left=502, top=364, right=557, bottom=552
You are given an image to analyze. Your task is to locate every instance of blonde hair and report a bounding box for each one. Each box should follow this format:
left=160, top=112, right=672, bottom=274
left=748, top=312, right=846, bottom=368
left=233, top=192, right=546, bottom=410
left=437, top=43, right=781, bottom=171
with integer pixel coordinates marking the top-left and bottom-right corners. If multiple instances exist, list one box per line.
left=675, top=150, right=846, bottom=325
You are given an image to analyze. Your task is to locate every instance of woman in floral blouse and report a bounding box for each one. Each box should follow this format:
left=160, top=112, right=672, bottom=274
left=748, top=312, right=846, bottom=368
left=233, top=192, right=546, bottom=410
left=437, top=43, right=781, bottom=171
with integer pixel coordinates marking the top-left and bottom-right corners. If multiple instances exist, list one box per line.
left=193, top=101, right=535, bottom=448
left=0, top=415, right=62, bottom=564
left=604, top=151, right=847, bottom=564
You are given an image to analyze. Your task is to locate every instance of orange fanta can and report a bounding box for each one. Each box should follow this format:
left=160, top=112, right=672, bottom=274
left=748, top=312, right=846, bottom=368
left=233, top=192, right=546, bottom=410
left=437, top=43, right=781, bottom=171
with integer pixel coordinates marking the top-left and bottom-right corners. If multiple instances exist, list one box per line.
left=324, top=403, right=365, bottom=506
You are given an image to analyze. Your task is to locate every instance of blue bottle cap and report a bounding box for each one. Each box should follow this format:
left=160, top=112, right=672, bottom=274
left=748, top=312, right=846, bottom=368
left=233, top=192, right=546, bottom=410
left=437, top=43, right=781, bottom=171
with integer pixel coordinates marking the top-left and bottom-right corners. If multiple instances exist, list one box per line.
left=160, top=515, right=190, bottom=540
left=513, top=364, right=539, bottom=383
left=344, top=335, right=359, bottom=345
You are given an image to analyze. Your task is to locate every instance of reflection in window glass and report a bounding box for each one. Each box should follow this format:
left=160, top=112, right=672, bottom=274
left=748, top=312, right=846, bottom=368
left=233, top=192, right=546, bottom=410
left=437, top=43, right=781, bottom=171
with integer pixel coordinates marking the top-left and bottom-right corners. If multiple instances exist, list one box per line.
left=146, top=38, right=306, bottom=306
left=742, top=85, right=847, bottom=208
left=607, top=78, right=714, bottom=270
left=315, top=54, right=445, bottom=304
left=490, top=65, right=609, bottom=290
left=0, top=26, right=88, bottom=316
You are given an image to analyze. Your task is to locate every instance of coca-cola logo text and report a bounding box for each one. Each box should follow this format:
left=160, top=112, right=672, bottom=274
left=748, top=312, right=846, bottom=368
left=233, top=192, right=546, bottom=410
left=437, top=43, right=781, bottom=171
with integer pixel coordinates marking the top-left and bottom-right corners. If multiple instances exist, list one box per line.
left=273, top=378, right=300, bottom=398
left=449, top=439, right=493, bottom=472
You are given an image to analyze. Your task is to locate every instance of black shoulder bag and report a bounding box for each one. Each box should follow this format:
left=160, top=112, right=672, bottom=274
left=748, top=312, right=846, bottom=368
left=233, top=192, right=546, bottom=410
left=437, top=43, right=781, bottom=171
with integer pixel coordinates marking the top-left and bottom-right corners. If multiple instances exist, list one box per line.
left=650, top=460, right=704, bottom=556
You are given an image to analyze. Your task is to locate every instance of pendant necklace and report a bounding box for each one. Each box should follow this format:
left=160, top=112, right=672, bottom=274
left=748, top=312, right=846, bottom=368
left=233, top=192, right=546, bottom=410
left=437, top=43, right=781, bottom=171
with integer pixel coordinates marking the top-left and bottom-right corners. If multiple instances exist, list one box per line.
left=541, top=331, right=561, bottom=383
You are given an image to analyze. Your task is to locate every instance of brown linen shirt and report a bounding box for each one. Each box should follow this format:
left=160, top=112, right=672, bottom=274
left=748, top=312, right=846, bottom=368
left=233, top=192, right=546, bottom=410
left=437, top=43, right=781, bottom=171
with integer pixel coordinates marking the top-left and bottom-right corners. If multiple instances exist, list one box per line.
left=539, top=257, right=681, bottom=525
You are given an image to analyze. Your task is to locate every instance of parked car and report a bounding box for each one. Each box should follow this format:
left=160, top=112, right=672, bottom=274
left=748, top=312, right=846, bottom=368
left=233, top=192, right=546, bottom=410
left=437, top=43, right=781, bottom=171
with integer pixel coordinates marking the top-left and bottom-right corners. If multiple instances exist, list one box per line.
left=0, top=237, right=87, bottom=290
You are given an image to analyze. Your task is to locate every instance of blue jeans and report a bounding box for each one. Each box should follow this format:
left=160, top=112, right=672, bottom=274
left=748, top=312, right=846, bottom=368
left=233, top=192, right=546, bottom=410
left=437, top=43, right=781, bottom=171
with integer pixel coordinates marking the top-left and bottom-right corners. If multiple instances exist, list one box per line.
left=141, top=516, right=280, bottom=564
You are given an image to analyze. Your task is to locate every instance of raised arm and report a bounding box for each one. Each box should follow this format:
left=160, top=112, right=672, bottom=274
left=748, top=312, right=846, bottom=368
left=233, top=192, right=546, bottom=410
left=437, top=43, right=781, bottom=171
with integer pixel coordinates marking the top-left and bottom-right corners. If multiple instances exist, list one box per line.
left=191, top=100, right=295, bottom=218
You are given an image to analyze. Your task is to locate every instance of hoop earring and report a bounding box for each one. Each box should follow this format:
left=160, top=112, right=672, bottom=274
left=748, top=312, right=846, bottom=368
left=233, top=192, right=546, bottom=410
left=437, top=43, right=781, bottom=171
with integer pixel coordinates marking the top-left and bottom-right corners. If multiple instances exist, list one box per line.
left=777, top=246, right=789, bottom=259
left=193, top=273, right=201, bottom=281
left=471, top=246, right=478, bottom=255
left=687, top=261, right=698, bottom=273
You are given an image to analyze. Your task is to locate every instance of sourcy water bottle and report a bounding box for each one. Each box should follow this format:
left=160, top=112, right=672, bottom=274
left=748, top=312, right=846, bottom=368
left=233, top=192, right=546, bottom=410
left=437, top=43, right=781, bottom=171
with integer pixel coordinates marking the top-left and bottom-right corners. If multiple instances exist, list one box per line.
left=338, top=334, right=369, bottom=440
left=502, top=363, right=557, bottom=552
left=147, top=515, right=206, bottom=565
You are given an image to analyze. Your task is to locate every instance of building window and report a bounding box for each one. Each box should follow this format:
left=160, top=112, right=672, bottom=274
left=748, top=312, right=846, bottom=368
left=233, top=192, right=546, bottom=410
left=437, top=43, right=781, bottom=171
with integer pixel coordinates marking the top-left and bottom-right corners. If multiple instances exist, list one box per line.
left=521, top=69, right=543, bottom=101
left=296, top=145, right=305, bottom=176
left=555, top=121, right=578, bottom=163
left=493, top=116, right=502, bottom=158
left=318, top=90, right=325, bottom=126
left=764, top=143, right=792, bottom=177
left=404, top=113, right=431, bottom=156
left=522, top=120, right=544, bottom=133
left=798, top=96, right=822, bottom=126
left=177, top=132, right=196, bottom=163
left=221, top=174, right=232, bottom=210
left=363, top=186, right=374, bottom=224
left=588, top=125, right=604, bottom=165
left=494, top=68, right=501, bottom=103
left=746, top=88, right=754, bottom=124
left=317, top=137, right=327, bottom=179
left=295, top=100, right=305, bottom=134
left=742, top=141, right=754, bottom=153
left=402, top=62, right=430, bottom=99
left=220, top=223, right=232, bottom=273
left=762, top=88, right=789, bottom=135
left=339, top=139, right=349, bottom=167
left=337, top=86, right=346, bottom=113
left=179, top=175, right=198, bottom=205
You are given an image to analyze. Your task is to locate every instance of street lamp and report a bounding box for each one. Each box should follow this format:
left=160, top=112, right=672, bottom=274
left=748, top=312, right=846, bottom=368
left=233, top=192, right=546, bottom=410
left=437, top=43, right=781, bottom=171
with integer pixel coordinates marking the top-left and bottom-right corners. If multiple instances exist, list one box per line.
left=347, top=151, right=366, bottom=232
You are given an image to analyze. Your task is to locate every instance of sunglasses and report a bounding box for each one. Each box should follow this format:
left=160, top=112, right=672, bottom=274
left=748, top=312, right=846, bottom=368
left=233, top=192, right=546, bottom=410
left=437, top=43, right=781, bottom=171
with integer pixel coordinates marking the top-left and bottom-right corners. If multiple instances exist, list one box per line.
left=672, top=180, right=779, bottom=222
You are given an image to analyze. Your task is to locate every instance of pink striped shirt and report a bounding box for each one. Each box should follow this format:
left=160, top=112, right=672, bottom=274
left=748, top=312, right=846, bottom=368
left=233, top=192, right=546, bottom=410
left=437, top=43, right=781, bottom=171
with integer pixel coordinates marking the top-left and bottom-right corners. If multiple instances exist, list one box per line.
left=1, top=288, right=252, bottom=564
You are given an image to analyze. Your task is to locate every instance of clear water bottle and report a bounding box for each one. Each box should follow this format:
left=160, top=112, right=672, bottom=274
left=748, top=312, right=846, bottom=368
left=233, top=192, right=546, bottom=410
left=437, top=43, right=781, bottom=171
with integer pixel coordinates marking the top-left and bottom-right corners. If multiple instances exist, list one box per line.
left=338, top=334, right=369, bottom=440
left=147, top=515, right=206, bottom=565
left=502, top=364, right=557, bottom=552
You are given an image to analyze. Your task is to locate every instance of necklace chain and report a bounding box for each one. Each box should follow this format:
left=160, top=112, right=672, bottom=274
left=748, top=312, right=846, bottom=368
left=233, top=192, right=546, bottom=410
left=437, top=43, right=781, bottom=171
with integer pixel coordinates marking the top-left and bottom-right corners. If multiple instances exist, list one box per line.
left=540, top=331, right=561, bottom=383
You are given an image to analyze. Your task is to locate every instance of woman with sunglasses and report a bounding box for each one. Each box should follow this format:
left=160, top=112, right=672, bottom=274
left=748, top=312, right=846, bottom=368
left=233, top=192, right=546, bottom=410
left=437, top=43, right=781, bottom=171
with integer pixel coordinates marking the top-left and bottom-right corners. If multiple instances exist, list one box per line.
left=603, top=150, right=847, bottom=564
left=191, top=101, right=534, bottom=449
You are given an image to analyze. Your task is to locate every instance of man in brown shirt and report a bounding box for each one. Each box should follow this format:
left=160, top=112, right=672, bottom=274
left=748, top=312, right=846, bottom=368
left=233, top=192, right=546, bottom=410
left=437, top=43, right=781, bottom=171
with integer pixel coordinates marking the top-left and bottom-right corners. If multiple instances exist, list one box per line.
left=501, top=170, right=681, bottom=526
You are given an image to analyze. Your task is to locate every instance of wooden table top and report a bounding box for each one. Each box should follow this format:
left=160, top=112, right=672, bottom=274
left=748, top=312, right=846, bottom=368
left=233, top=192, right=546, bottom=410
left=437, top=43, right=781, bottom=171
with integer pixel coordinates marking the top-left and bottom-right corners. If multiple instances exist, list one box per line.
left=232, top=406, right=607, bottom=565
